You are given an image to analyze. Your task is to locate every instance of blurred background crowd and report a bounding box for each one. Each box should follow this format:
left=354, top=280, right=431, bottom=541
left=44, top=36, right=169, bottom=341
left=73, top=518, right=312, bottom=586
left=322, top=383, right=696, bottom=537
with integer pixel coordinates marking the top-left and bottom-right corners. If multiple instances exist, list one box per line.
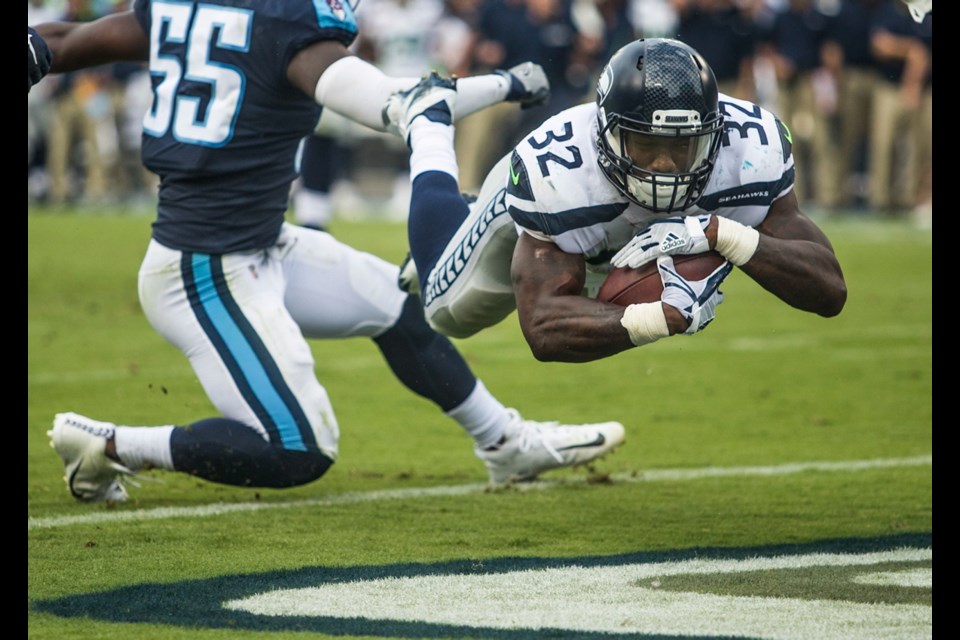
left=27, top=0, right=932, bottom=227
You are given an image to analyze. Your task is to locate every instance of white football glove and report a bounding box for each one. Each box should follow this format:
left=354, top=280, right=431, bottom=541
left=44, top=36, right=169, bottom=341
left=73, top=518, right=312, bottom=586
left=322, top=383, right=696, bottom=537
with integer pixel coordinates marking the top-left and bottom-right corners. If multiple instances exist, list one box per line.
left=611, top=215, right=713, bottom=269
left=658, top=254, right=732, bottom=335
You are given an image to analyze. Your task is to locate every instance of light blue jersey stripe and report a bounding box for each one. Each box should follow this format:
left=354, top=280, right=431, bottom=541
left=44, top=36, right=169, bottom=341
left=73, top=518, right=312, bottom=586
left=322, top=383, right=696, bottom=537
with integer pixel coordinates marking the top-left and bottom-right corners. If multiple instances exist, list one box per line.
left=191, top=255, right=307, bottom=451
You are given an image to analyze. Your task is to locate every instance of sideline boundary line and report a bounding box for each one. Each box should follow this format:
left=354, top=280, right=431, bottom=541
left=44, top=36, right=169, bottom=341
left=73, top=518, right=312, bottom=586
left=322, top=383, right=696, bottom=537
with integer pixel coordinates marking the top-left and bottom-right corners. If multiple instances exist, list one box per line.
left=28, top=454, right=931, bottom=531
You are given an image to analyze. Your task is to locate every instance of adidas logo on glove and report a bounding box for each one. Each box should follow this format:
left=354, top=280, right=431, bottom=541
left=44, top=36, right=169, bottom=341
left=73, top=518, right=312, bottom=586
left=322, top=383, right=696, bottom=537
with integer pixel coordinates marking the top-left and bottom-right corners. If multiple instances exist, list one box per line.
left=659, top=233, right=687, bottom=252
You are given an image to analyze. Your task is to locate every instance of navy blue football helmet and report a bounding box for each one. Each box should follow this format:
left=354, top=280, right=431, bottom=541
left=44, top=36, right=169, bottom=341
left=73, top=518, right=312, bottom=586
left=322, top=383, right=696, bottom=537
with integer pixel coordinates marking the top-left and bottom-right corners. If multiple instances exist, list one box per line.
left=596, top=38, right=724, bottom=214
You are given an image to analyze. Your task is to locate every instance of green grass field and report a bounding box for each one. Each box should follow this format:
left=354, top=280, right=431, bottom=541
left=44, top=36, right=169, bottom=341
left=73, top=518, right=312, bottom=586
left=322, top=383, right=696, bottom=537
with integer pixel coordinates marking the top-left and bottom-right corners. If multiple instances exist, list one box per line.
left=27, top=208, right=932, bottom=639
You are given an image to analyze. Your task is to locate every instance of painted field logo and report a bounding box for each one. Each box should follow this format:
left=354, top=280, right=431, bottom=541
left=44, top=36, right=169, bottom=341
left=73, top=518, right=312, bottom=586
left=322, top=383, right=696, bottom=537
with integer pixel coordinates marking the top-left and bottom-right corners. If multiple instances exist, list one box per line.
left=32, top=534, right=931, bottom=639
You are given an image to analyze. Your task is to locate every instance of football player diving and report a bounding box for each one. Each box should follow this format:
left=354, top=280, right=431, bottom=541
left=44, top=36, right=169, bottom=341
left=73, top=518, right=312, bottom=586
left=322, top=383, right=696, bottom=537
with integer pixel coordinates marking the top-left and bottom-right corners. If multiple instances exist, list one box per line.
left=385, top=38, right=847, bottom=362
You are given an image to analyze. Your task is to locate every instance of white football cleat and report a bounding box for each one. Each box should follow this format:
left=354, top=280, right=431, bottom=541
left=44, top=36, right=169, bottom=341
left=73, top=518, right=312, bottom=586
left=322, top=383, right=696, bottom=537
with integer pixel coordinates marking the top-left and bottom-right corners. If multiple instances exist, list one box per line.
left=48, top=412, right=136, bottom=502
left=497, top=61, right=551, bottom=109
left=397, top=252, right=420, bottom=296
left=382, top=71, right=457, bottom=145
left=476, top=410, right=625, bottom=485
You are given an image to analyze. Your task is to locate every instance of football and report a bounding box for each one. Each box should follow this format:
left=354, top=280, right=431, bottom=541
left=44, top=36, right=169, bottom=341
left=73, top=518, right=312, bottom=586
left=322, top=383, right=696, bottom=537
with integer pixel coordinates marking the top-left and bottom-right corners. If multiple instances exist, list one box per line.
left=597, top=251, right=728, bottom=306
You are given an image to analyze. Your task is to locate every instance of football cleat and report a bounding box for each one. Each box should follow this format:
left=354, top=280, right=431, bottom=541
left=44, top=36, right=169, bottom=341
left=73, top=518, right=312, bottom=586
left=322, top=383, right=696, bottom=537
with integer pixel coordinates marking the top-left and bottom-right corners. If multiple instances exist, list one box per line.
left=382, top=71, right=457, bottom=146
left=48, top=412, right=136, bottom=502
left=476, top=410, right=625, bottom=485
left=497, top=62, right=551, bottom=110
left=397, top=252, right=421, bottom=296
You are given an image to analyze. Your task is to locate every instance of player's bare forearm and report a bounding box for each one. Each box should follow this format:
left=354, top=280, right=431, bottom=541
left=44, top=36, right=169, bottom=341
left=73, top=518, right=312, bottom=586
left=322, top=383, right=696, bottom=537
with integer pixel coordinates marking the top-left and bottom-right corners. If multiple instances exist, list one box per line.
left=512, top=234, right=653, bottom=362
left=517, top=292, right=638, bottom=363
left=727, top=192, right=847, bottom=317
left=35, top=12, right=147, bottom=73
left=740, top=238, right=846, bottom=316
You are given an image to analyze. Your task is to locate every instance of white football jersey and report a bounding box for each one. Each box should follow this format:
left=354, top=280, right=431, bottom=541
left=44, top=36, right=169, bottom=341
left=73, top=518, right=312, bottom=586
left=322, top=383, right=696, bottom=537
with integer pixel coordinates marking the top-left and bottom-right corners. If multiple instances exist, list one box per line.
left=505, top=95, right=796, bottom=262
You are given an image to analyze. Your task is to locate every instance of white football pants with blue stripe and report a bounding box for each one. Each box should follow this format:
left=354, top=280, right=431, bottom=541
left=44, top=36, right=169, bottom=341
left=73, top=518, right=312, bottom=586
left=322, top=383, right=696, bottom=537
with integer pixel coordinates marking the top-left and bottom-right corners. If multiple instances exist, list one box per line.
left=138, top=222, right=477, bottom=486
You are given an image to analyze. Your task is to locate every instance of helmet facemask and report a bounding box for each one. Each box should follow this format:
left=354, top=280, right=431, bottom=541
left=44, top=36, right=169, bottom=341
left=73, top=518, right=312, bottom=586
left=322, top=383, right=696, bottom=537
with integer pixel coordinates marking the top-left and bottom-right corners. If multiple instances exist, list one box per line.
left=594, top=38, right=725, bottom=214
left=597, top=107, right=723, bottom=214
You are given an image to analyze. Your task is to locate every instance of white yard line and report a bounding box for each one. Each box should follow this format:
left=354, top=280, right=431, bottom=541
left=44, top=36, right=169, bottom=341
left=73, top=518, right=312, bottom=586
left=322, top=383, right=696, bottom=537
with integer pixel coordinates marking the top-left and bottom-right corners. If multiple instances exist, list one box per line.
left=27, top=454, right=931, bottom=531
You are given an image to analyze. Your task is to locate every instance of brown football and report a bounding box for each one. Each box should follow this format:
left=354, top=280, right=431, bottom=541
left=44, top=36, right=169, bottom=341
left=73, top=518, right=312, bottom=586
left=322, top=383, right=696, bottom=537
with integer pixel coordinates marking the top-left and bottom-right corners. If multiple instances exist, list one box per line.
left=597, top=251, right=728, bottom=306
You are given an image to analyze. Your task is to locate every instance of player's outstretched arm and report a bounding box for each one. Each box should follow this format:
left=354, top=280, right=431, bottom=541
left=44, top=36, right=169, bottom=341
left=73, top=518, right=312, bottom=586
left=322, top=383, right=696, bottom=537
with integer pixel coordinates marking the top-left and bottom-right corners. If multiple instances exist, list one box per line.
left=34, top=11, right=147, bottom=74
left=511, top=233, right=688, bottom=363
left=729, top=191, right=847, bottom=317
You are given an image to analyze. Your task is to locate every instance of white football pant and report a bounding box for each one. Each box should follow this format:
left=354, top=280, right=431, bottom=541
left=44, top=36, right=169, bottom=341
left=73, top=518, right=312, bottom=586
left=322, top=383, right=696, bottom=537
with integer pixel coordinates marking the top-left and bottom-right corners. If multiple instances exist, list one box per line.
left=137, top=223, right=408, bottom=460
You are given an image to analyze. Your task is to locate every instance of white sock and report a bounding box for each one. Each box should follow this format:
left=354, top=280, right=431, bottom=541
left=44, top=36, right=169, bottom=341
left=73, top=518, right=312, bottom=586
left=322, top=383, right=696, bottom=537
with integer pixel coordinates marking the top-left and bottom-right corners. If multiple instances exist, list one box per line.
left=315, top=57, right=509, bottom=132
left=408, top=123, right=458, bottom=181
left=445, top=380, right=509, bottom=449
left=113, top=425, right=176, bottom=471
left=455, top=74, right=510, bottom=118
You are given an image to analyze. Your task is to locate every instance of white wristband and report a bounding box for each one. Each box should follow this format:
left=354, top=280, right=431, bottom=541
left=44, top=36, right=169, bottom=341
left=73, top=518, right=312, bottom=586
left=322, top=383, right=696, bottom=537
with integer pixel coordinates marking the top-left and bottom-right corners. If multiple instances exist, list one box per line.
left=715, top=217, right=760, bottom=266
left=620, top=302, right=670, bottom=346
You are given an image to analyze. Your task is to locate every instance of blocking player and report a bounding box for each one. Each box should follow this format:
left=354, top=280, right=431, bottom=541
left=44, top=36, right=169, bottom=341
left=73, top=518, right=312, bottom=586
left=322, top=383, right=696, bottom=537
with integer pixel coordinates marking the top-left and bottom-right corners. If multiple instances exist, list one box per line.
left=32, top=0, right=626, bottom=501
left=384, top=38, right=847, bottom=362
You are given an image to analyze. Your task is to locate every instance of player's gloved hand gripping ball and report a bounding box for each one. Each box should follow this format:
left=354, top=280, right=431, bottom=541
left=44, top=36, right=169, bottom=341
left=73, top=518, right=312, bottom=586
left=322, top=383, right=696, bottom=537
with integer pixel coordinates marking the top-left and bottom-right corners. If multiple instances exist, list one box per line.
left=599, top=250, right=732, bottom=345
left=614, top=213, right=761, bottom=270
left=657, top=255, right=732, bottom=334
left=611, top=215, right=713, bottom=269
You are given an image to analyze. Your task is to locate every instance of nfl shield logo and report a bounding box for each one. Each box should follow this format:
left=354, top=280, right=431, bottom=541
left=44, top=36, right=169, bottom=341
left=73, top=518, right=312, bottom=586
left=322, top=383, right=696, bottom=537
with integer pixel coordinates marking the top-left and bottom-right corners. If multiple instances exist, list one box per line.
left=327, top=0, right=346, bottom=20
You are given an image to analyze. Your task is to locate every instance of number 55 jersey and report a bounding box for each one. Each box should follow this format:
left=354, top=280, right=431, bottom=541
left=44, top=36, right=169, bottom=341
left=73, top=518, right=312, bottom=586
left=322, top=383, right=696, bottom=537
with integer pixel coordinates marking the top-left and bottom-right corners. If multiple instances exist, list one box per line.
left=132, top=0, right=358, bottom=253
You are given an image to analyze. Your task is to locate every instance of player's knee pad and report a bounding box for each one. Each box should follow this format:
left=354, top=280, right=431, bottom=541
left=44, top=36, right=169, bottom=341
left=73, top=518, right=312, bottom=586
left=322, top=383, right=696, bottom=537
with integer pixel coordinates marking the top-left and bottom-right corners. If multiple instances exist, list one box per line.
left=171, top=418, right=334, bottom=488
left=424, top=296, right=513, bottom=340
left=268, top=449, right=335, bottom=487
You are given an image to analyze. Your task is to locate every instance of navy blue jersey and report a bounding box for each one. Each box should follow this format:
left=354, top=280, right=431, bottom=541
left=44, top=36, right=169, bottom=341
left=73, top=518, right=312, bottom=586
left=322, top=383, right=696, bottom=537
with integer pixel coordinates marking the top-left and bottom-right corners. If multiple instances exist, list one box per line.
left=823, top=0, right=882, bottom=69
left=870, top=1, right=930, bottom=84
left=765, top=5, right=829, bottom=75
left=132, top=0, right=358, bottom=252
left=675, top=8, right=756, bottom=84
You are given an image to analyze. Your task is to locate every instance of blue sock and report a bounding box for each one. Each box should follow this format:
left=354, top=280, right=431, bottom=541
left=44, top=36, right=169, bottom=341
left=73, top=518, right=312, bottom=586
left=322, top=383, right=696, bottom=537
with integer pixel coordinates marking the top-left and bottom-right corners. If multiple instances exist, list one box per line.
left=408, top=171, right=471, bottom=292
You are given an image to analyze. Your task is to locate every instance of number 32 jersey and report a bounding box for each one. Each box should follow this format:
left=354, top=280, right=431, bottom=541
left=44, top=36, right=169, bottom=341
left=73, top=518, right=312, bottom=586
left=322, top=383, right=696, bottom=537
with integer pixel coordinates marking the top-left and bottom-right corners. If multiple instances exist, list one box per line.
left=505, top=95, right=796, bottom=262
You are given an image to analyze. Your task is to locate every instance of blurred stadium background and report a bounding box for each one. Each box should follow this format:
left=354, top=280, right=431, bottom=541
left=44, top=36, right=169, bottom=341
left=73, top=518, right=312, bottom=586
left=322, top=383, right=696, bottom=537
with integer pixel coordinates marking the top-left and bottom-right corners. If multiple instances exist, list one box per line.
left=28, top=0, right=932, bottom=228
left=28, top=0, right=932, bottom=638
